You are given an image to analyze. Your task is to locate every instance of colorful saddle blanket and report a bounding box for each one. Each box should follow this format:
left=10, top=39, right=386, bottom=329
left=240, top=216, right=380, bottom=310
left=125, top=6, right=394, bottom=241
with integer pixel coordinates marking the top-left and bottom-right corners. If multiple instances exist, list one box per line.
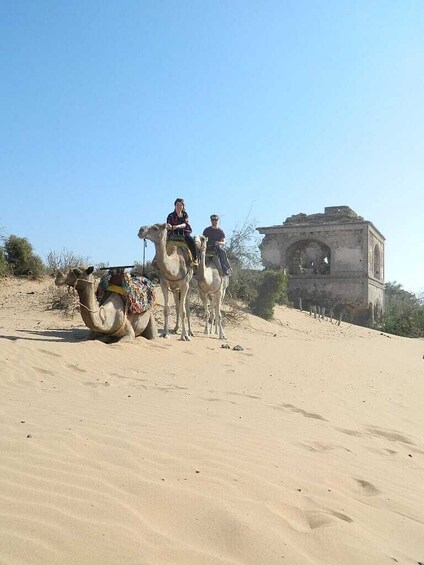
left=96, top=272, right=155, bottom=314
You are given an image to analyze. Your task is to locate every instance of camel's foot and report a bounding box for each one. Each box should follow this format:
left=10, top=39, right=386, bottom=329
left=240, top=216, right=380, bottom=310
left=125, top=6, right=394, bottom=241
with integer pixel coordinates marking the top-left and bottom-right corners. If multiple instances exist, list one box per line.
left=161, top=332, right=170, bottom=339
left=115, top=335, right=135, bottom=344
left=179, top=334, right=191, bottom=341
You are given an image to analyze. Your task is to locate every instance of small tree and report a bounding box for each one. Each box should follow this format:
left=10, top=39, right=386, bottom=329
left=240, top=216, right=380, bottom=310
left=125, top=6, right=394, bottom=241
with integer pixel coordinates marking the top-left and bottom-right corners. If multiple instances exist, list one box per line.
left=226, top=218, right=263, bottom=301
left=380, top=282, right=424, bottom=337
left=250, top=270, right=287, bottom=320
left=227, top=218, right=262, bottom=270
left=4, top=235, right=45, bottom=278
left=0, top=246, right=10, bottom=277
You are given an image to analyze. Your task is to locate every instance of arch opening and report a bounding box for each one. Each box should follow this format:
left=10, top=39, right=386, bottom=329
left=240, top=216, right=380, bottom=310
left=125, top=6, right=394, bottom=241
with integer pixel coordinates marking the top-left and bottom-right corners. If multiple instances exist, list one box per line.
left=286, top=239, right=331, bottom=275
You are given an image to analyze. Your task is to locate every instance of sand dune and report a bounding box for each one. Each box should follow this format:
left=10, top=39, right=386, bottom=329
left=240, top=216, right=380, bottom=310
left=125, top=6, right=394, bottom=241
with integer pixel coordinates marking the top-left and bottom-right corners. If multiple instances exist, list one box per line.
left=0, top=277, right=423, bottom=564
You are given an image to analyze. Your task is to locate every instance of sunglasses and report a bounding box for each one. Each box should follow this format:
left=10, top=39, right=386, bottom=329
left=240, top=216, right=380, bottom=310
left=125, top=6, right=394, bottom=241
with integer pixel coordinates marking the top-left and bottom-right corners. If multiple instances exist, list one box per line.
left=211, top=217, right=219, bottom=221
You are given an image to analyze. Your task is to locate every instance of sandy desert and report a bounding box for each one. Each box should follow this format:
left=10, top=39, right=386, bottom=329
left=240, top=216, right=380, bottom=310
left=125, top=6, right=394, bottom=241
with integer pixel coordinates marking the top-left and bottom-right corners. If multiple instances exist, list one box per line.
left=0, top=276, right=423, bottom=565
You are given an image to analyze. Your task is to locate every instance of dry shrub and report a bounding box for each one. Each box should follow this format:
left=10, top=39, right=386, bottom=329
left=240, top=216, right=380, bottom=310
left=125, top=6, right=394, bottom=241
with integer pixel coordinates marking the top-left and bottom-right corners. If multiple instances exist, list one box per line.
left=47, top=284, right=80, bottom=317
left=189, top=289, right=246, bottom=326
left=46, top=249, right=90, bottom=274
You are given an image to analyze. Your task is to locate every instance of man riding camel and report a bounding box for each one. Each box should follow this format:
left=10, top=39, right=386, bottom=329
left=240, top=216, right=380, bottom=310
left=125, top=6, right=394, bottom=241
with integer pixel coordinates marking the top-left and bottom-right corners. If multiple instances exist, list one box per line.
left=202, top=214, right=232, bottom=276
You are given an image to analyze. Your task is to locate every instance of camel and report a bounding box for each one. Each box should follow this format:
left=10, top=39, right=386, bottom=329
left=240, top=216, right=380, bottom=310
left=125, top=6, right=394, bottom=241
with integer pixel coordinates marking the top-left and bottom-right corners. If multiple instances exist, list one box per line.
left=196, top=235, right=229, bottom=340
left=55, top=266, right=157, bottom=343
left=137, top=223, right=193, bottom=341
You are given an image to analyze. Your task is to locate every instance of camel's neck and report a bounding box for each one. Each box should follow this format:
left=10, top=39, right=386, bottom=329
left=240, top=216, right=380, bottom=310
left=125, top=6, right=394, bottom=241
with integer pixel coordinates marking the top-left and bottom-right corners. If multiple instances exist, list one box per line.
left=77, top=282, right=116, bottom=333
left=197, top=249, right=208, bottom=279
left=154, top=231, right=186, bottom=278
left=197, top=249, right=217, bottom=287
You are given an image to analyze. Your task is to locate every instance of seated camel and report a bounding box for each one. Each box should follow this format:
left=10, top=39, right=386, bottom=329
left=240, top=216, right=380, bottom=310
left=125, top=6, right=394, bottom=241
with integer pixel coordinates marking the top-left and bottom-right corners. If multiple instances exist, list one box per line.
left=55, top=266, right=157, bottom=343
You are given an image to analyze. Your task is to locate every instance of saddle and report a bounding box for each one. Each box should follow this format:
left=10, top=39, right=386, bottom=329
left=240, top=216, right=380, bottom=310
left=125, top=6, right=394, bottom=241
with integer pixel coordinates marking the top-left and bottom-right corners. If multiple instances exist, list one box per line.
left=96, top=268, right=155, bottom=313
left=166, top=235, right=194, bottom=265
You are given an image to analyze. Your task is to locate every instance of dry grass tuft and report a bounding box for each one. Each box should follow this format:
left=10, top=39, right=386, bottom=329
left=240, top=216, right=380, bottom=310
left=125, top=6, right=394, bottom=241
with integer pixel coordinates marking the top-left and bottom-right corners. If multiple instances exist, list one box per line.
left=47, top=284, right=80, bottom=317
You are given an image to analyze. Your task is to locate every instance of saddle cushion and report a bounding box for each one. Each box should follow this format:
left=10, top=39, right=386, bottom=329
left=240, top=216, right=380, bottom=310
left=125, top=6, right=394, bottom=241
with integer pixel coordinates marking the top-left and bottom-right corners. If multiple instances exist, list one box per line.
left=166, top=239, right=193, bottom=263
left=96, top=272, right=155, bottom=314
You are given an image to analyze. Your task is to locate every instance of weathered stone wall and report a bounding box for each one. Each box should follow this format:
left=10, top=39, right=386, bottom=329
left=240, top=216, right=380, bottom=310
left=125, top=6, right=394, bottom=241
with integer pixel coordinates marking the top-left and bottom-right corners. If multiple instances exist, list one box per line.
left=287, top=275, right=367, bottom=307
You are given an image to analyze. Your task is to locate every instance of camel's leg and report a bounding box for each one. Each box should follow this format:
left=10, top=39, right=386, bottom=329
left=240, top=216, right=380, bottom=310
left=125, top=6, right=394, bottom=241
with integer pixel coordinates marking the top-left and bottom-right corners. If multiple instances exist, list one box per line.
left=173, top=289, right=180, bottom=334
left=178, top=284, right=191, bottom=341
left=186, top=289, right=194, bottom=337
left=141, top=311, right=158, bottom=340
left=161, top=282, right=171, bottom=338
left=214, top=295, right=227, bottom=340
left=200, top=290, right=210, bottom=335
left=115, top=323, right=136, bottom=344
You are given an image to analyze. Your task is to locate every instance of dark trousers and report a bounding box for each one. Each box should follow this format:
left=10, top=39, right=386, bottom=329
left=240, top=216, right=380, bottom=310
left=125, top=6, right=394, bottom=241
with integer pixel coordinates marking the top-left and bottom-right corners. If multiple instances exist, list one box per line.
left=184, top=234, right=198, bottom=262
left=216, top=247, right=231, bottom=274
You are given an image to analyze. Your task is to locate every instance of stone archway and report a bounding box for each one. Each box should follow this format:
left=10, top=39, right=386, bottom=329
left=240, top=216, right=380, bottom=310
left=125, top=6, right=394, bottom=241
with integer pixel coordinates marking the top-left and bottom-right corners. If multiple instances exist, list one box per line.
left=286, top=239, right=331, bottom=275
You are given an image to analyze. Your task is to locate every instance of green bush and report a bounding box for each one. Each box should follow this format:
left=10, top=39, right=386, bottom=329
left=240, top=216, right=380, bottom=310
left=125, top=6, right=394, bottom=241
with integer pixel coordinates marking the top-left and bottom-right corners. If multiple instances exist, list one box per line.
left=4, top=235, right=45, bottom=278
left=0, top=247, right=10, bottom=277
left=249, top=270, right=287, bottom=320
left=380, top=282, right=424, bottom=337
left=228, top=268, right=263, bottom=303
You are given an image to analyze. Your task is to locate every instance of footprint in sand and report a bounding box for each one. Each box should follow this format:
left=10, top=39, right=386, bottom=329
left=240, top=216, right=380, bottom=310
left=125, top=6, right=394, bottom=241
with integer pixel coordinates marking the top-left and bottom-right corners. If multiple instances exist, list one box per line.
left=336, top=428, right=363, bottom=437
left=366, top=426, right=415, bottom=445
left=306, top=510, right=353, bottom=529
left=66, top=364, right=87, bottom=373
left=39, top=348, right=61, bottom=357
left=331, top=510, right=353, bottom=523
left=201, top=397, right=237, bottom=405
left=272, top=403, right=327, bottom=421
left=305, top=511, right=333, bottom=529
left=355, top=478, right=380, bottom=496
left=226, top=391, right=261, bottom=400
left=34, top=367, right=55, bottom=376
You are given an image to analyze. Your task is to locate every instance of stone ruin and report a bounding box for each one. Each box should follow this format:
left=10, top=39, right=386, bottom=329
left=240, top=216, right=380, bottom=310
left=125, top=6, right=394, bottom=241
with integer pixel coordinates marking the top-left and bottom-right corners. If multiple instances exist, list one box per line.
left=257, top=206, right=385, bottom=325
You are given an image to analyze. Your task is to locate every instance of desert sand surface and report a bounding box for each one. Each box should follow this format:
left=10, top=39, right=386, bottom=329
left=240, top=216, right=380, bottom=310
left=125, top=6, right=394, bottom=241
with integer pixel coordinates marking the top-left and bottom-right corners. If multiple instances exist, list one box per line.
left=0, top=276, right=423, bottom=565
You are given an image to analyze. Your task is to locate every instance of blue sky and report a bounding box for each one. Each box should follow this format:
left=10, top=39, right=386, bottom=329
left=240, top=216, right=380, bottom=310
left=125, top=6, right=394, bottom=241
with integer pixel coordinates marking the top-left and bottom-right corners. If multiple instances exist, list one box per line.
left=1, top=1, right=423, bottom=292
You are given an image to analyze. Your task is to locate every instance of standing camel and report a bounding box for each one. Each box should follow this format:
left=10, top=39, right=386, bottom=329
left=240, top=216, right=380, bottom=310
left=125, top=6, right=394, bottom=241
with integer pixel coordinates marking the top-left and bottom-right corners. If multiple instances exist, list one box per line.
left=196, top=235, right=229, bottom=340
left=138, top=223, right=194, bottom=341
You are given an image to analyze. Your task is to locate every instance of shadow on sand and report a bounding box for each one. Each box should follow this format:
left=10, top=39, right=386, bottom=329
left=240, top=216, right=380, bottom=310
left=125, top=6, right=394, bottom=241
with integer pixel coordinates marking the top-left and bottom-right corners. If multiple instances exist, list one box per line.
left=0, top=328, right=89, bottom=343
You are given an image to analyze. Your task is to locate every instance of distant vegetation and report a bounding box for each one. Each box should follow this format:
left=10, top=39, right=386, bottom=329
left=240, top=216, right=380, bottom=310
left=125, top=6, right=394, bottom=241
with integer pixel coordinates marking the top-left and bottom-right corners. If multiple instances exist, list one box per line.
left=250, top=270, right=288, bottom=320
left=45, top=249, right=90, bottom=273
left=226, top=218, right=288, bottom=318
left=379, top=282, right=424, bottom=338
left=0, top=234, right=45, bottom=278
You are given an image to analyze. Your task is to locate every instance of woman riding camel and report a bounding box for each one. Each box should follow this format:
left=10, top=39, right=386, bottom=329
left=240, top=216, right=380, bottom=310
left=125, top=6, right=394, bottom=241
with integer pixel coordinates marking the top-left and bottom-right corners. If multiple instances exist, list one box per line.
left=166, top=198, right=198, bottom=266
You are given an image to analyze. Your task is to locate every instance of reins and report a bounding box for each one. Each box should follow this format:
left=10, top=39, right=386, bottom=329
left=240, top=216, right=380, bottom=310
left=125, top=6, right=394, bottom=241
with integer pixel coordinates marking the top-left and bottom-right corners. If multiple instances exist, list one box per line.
left=68, top=276, right=129, bottom=336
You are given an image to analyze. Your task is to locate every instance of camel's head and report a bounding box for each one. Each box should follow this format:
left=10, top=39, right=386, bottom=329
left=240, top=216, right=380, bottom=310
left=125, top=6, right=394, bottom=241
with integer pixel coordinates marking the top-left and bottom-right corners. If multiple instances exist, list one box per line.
left=55, top=266, right=95, bottom=289
left=137, top=223, right=167, bottom=243
left=197, top=235, right=208, bottom=252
